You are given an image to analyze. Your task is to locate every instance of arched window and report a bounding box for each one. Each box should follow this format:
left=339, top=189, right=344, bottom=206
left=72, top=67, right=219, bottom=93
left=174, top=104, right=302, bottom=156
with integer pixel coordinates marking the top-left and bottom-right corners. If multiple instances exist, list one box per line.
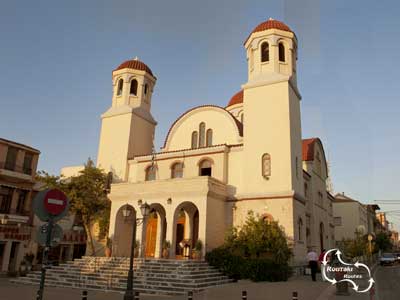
left=191, top=131, right=198, bottom=149
left=171, top=162, right=184, bottom=178
left=206, top=129, right=213, bottom=147
left=145, top=165, right=156, bottom=181
left=130, top=79, right=138, bottom=95
left=261, top=42, right=269, bottom=62
left=240, top=113, right=244, bottom=124
left=117, top=79, right=123, bottom=96
left=298, top=218, right=303, bottom=241
left=144, top=84, right=148, bottom=95
left=199, top=159, right=212, bottom=176
left=279, top=42, right=285, bottom=62
left=199, top=122, right=206, bottom=147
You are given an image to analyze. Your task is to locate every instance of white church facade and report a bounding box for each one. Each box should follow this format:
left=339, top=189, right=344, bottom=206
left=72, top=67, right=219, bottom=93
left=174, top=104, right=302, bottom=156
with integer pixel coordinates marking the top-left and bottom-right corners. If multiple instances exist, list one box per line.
left=94, top=19, right=335, bottom=265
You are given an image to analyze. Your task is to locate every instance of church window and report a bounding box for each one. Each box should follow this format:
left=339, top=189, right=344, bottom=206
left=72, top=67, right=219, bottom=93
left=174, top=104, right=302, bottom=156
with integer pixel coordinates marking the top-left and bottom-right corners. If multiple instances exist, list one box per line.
left=191, top=131, right=198, bottom=149
left=117, top=79, right=123, bottom=96
left=199, top=122, right=206, bottom=147
left=298, top=217, right=303, bottom=241
left=304, top=182, right=308, bottom=198
left=206, top=129, right=213, bottom=147
left=279, top=42, right=285, bottom=62
left=295, top=156, right=299, bottom=178
left=199, top=159, right=212, bottom=176
left=261, top=42, right=269, bottom=62
left=145, top=165, right=156, bottom=181
left=130, top=79, right=138, bottom=96
left=240, top=113, right=244, bottom=124
left=144, top=84, right=148, bottom=95
left=171, top=162, right=184, bottom=178
left=316, top=152, right=322, bottom=175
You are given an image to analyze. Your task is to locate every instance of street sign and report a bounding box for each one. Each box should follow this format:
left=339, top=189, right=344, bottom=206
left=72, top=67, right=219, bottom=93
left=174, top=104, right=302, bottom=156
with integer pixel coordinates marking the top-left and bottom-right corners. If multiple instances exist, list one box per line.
left=36, top=223, right=63, bottom=247
left=44, top=189, right=68, bottom=215
left=33, top=189, right=70, bottom=222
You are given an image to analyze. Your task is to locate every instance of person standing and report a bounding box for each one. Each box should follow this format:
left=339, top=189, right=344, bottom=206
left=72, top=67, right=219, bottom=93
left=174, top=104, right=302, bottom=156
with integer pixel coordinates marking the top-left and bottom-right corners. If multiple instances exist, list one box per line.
left=307, top=248, right=319, bottom=281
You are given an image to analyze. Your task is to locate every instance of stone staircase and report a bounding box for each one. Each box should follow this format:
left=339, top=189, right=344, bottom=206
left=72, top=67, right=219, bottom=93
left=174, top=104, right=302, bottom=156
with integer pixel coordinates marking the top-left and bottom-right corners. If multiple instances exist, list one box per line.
left=11, top=256, right=233, bottom=295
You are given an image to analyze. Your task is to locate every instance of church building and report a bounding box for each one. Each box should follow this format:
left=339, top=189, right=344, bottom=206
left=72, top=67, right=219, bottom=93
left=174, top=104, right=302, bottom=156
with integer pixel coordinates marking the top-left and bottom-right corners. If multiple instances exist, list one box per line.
left=97, top=19, right=335, bottom=265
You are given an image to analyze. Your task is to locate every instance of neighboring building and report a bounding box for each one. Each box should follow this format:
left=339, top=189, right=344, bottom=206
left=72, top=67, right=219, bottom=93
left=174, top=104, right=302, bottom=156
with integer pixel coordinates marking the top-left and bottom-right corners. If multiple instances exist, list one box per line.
left=83, top=18, right=336, bottom=265
left=0, top=138, right=40, bottom=273
left=366, top=204, right=381, bottom=235
left=390, top=229, right=399, bottom=249
left=376, top=212, right=389, bottom=232
left=333, top=193, right=369, bottom=243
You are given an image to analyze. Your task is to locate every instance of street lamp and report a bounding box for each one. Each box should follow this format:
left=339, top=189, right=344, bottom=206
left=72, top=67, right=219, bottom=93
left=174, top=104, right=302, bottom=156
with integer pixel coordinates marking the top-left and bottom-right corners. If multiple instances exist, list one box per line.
left=123, top=202, right=150, bottom=300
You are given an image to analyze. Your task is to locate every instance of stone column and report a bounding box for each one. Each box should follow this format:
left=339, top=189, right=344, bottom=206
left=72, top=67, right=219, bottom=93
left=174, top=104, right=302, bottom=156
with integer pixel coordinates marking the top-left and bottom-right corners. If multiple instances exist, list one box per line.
left=1, top=241, right=12, bottom=272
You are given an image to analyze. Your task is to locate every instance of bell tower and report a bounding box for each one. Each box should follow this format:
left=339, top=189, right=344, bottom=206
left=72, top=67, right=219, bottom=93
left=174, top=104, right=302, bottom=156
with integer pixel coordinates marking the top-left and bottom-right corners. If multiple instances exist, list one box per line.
left=242, top=19, right=303, bottom=196
left=97, top=58, right=157, bottom=182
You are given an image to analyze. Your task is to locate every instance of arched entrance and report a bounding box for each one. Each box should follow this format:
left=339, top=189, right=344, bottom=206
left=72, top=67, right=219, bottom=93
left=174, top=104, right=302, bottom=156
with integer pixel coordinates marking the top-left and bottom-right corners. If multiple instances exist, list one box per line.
left=172, top=202, right=199, bottom=259
left=113, top=205, right=136, bottom=257
left=143, top=203, right=166, bottom=258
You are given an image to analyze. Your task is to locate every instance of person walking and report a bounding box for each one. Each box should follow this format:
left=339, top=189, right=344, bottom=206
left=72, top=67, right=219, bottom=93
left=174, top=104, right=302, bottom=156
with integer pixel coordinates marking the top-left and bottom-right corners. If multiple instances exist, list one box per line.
left=307, top=248, right=319, bottom=281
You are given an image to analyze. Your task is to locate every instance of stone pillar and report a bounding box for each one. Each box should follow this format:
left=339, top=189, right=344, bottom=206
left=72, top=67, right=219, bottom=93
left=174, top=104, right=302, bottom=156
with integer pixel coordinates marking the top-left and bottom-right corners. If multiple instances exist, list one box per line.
left=1, top=241, right=12, bottom=272
left=165, top=209, right=175, bottom=258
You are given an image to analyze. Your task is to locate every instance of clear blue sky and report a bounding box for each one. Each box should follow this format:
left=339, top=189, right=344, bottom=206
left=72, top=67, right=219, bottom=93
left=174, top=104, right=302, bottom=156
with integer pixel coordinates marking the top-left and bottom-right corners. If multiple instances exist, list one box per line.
left=1, top=1, right=399, bottom=229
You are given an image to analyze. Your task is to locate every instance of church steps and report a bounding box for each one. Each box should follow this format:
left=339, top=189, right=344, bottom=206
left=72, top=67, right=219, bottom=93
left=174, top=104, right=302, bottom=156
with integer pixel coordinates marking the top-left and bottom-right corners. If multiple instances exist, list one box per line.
left=11, top=257, right=233, bottom=295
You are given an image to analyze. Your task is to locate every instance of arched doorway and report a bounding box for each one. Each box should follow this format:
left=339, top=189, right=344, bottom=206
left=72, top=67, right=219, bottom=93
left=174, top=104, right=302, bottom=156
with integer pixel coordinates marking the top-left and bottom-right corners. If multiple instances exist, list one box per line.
left=319, top=222, right=325, bottom=252
left=143, top=203, right=166, bottom=258
left=113, top=205, right=136, bottom=257
left=172, top=202, right=199, bottom=259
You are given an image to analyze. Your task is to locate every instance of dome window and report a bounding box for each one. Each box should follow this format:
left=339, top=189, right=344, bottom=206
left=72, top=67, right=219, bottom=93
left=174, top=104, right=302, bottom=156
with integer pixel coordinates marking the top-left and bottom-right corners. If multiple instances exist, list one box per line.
left=261, top=42, right=269, bottom=62
left=145, top=165, right=156, bottom=181
left=279, top=42, right=285, bottom=62
left=191, top=131, right=198, bottom=149
left=117, top=79, right=124, bottom=96
left=206, top=129, right=213, bottom=147
left=199, top=122, right=206, bottom=147
left=144, top=84, right=148, bottom=95
left=130, top=79, right=138, bottom=96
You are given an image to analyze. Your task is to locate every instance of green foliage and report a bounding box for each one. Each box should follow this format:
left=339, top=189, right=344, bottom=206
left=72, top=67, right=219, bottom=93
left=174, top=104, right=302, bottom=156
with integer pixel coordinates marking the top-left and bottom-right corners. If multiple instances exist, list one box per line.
left=194, top=240, right=203, bottom=251
left=338, top=232, right=368, bottom=258
left=37, top=158, right=111, bottom=255
left=375, top=232, right=393, bottom=252
left=162, top=240, right=171, bottom=249
left=205, top=248, right=291, bottom=281
left=224, top=211, right=292, bottom=263
left=205, top=212, right=292, bottom=282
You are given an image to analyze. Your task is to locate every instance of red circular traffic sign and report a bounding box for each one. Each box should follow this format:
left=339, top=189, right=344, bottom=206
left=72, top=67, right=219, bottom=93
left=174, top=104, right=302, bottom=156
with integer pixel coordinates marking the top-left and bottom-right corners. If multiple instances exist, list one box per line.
left=44, top=189, right=68, bottom=216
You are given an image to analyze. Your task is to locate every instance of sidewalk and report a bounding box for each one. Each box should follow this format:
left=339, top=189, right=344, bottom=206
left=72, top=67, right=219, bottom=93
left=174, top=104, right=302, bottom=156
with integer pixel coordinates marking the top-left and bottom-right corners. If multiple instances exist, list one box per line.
left=1, top=275, right=331, bottom=300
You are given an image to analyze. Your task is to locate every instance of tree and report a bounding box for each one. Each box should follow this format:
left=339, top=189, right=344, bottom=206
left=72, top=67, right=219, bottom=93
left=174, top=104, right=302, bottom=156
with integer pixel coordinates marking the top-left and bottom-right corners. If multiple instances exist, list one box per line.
left=224, top=211, right=292, bottom=264
left=375, top=232, right=393, bottom=252
left=36, top=159, right=111, bottom=256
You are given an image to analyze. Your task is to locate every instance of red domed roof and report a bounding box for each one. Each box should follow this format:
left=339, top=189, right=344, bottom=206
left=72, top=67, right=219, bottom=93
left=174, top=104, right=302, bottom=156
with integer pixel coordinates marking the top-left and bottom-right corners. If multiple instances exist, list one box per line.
left=227, top=90, right=243, bottom=107
left=114, top=58, right=154, bottom=76
left=244, top=18, right=293, bottom=45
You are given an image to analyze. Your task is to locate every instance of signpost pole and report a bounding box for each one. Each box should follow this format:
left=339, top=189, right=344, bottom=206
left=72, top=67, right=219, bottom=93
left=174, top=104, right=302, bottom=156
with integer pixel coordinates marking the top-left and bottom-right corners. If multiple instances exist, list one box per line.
left=37, top=216, right=54, bottom=300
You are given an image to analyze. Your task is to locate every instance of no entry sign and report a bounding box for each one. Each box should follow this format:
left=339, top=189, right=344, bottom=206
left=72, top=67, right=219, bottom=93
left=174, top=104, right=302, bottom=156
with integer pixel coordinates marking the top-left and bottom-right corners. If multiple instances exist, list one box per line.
left=44, top=189, right=68, bottom=215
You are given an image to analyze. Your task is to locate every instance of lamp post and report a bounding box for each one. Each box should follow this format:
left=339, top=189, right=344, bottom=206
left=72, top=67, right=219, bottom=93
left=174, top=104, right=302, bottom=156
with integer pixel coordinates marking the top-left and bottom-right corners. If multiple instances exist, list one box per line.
left=122, top=202, right=150, bottom=300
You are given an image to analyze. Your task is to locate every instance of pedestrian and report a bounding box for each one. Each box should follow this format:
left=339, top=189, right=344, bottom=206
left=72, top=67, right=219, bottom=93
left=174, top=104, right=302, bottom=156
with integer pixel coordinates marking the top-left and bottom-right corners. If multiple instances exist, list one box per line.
left=319, top=249, right=327, bottom=281
left=307, top=247, right=318, bottom=281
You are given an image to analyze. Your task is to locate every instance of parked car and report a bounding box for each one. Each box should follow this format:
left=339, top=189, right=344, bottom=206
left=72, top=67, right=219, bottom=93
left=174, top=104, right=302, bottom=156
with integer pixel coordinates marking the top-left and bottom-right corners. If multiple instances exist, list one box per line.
left=380, top=253, right=396, bottom=266
left=395, top=253, right=400, bottom=263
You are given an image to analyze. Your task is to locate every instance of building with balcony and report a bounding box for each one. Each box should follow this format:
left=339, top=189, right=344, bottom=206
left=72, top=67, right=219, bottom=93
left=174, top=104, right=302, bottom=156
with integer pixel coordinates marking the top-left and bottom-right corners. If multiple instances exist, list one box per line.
left=0, top=138, right=40, bottom=273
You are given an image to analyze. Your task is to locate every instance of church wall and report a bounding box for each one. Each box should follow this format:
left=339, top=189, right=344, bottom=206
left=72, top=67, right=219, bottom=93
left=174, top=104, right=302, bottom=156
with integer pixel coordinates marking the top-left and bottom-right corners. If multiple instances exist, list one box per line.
left=97, top=113, right=133, bottom=182
left=165, top=108, right=241, bottom=151
left=242, top=82, right=293, bottom=195
left=128, top=114, right=155, bottom=159
left=128, top=150, right=227, bottom=183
